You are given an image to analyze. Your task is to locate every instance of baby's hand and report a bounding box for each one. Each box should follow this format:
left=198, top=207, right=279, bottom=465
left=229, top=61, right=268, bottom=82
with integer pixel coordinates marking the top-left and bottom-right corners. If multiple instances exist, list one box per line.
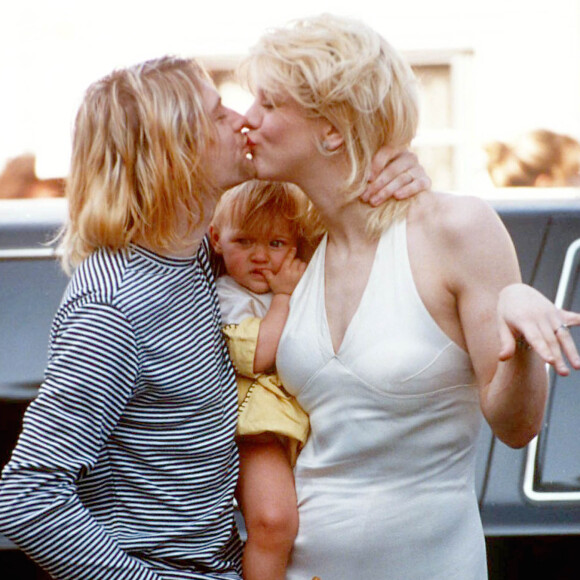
left=263, top=248, right=307, bottom=295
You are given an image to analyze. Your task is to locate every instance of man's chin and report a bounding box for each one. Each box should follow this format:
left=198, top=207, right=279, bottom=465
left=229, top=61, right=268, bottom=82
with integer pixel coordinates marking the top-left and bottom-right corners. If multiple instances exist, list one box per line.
left=219, top=165, right=257, bottom=191
left=237, top=161, right=258, bottom=184
left=245, top=164, right=258, bottom=180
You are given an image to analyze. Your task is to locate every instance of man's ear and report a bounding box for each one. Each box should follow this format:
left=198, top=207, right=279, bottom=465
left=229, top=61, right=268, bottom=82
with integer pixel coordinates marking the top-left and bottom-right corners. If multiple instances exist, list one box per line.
left=209, top=225, right=223, bottom=253
left=321, top=122, right=344, bottom=152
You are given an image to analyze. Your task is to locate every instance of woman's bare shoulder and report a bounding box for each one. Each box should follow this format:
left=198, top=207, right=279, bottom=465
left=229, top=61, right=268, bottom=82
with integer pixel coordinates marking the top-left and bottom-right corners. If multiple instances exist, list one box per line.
left=411, top=191, right=504, bottom=243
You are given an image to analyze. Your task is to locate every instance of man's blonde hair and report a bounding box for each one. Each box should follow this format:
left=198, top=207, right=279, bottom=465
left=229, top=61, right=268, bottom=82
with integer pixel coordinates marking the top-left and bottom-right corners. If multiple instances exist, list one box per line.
left=240, top=14, right=420, bottom=237
left=211, top=180, right=324, bottom=250
left=60, top=56, right=219, bottom=272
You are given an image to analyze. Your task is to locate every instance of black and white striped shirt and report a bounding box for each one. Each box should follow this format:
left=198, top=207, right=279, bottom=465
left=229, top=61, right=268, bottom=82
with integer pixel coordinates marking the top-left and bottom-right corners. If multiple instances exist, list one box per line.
left=0, top=239, right=242, bottom=579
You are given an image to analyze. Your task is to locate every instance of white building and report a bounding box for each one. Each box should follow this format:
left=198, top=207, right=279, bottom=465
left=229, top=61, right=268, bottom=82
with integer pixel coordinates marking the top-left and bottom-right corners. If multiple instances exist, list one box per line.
left=1, top=0, right=579, bottom=192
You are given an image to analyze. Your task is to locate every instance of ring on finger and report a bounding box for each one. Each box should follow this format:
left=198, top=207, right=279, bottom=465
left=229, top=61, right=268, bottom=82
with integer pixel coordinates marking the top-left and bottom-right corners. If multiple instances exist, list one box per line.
left=555, top=323, right=570, bottom=334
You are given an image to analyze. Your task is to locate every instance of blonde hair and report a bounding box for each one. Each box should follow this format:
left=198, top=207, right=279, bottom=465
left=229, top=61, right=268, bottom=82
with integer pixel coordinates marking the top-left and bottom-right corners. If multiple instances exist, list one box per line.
left=211, top=180, right=324, bottom=250
left=240, top=13, right=420, bottom=237
left=59, top=56, right=219, bottom=272
left=485, top=129, right=580, bottom=187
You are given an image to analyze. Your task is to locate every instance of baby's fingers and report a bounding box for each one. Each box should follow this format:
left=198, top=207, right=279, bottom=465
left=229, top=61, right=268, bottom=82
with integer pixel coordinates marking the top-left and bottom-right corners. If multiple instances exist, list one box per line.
left=262, top=269, right=275, bottom=284
left=281, top=247, right=297, bottom=267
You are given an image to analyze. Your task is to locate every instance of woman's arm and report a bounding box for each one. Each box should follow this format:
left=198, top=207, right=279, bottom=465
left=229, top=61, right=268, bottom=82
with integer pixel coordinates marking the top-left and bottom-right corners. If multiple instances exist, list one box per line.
left=254, top=250, right=306, bottom=373
left=430, top=195, right=580, bottom=448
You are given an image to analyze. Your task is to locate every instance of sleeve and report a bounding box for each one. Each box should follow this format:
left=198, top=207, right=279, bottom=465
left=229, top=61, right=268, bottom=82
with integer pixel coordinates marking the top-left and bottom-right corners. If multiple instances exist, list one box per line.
left=0, top=302, right=162, bottom=580
left=223, top=317, right=262, bottom=379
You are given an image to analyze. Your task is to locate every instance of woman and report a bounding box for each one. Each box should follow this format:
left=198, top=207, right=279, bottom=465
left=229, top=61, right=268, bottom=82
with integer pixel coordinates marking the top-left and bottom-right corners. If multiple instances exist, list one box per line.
left=241, top=14, right=580, bottom=580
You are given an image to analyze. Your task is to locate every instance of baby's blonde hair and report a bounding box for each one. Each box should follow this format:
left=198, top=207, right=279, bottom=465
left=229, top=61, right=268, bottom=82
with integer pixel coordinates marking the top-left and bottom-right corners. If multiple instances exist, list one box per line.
left=60, top=56, right=219, bottom=272
left=240, top=13, right=420, bottom=237
left=212, top=180, right=324, bottom=251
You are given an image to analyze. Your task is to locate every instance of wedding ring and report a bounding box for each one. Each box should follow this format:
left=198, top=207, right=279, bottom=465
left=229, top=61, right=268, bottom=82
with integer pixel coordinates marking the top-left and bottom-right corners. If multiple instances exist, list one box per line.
left=555, top=323, right=570, bottom=334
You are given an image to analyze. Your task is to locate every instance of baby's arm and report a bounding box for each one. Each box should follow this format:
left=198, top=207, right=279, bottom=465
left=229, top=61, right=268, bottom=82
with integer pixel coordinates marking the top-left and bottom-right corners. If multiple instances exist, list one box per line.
left=254, top=249, right=306, bottom=373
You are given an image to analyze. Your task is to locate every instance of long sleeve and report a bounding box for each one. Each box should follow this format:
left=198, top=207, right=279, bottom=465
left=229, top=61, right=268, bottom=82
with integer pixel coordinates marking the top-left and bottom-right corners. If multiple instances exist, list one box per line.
left=0, top=303, right=160, bottom=579
left=0, top=245, right=242, bottom=579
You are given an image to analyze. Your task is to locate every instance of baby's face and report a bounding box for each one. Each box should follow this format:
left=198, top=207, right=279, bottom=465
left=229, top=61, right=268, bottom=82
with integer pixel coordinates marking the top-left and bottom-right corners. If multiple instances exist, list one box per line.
left=216, top=217, right=299, bottom=294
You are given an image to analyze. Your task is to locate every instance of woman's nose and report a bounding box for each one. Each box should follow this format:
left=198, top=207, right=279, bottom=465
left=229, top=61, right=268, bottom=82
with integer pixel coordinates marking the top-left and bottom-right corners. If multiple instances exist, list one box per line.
left=244, top=100, right=260, bottom=129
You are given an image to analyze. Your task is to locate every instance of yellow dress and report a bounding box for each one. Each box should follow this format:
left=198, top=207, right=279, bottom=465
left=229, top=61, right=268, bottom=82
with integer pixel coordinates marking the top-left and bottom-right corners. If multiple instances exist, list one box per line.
left=217, top=276, right=310, bottom=464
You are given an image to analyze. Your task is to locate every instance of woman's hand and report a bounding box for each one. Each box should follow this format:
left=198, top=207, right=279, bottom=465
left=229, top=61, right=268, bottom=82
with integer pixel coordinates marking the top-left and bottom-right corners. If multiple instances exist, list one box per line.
left=360, top=147, right=431, bottom=206
left=497, top=283, right=580, bottom=375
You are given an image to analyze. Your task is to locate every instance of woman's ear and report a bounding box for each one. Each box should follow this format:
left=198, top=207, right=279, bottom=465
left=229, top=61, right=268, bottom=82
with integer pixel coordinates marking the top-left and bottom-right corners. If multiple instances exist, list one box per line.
left=321, top=122, right=344, bottom=152
left=209, top=225, right=223, bottom=253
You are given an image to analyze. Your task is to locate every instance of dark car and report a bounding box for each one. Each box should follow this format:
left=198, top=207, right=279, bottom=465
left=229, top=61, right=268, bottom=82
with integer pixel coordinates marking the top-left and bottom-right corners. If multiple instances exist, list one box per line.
left=476, top=196, right=580, bottom=579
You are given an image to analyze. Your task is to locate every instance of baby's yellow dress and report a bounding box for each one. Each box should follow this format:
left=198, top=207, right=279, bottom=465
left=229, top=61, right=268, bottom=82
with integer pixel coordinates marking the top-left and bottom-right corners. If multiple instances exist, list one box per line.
left=216, top=275, right=309, bottom=464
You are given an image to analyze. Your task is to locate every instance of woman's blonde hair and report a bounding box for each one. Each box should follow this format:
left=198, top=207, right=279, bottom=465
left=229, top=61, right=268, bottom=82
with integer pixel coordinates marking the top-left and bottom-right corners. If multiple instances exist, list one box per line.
left=211, top=180, right=324, bottom=251
left=485, top=129, right=580, bottom=187
left=240, top=14, right=420, bottom=237
left=59, top=56, right=219, bottom=272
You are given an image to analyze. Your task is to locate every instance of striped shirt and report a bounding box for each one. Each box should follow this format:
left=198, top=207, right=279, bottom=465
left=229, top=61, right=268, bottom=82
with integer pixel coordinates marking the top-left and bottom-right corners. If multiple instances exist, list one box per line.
left=0, top=239, right=242, bottom=579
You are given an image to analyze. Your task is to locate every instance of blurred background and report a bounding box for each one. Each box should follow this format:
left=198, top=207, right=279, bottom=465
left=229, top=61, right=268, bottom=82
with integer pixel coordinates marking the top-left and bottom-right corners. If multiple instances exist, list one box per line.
left=1, top=0, right=579, bottom=196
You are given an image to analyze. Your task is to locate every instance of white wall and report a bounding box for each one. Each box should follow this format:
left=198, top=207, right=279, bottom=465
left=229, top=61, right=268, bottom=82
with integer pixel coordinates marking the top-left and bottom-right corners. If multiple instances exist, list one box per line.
left=0, top=0, right=578, bottom=179
left=334, top=0, right=580, bottom=145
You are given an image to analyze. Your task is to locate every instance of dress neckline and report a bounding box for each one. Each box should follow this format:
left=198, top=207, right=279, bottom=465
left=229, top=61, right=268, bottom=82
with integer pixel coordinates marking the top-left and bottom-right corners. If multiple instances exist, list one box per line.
left=320, top=231, right=383, bottom=357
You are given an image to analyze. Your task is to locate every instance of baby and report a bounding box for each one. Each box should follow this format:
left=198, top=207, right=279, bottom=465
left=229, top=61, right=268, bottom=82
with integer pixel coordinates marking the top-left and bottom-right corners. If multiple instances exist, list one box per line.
left=210, top=179, right=321, bottom=580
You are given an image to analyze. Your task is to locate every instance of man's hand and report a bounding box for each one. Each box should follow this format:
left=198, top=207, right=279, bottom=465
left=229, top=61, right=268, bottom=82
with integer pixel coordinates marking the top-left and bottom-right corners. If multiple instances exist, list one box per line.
left=361, top=147, right=431, bottom=206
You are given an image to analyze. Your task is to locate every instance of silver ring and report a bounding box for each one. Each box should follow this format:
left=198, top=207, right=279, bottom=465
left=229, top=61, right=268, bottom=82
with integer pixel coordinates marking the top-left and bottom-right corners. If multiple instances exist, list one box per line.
left=555, top=323, right=570, bottom=334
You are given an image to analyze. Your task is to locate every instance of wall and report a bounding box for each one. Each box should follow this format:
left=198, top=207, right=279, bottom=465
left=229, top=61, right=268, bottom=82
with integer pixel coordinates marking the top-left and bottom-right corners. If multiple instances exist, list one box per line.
left=0, top=0, right=578, bottom=183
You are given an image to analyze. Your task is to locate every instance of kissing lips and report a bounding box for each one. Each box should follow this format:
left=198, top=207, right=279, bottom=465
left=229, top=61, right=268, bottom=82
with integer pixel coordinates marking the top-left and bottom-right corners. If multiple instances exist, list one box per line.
left=246, top=137, right=257, bottom=157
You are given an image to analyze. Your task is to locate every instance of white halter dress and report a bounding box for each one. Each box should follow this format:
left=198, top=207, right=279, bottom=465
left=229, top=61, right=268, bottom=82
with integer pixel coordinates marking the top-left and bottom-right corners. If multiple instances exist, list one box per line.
left=277, top=218, right=486, bottom=580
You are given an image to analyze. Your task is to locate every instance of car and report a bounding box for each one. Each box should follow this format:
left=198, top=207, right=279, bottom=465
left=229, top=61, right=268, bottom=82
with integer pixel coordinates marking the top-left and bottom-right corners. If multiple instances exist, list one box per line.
left=476, top=195, right=580, bottom=578
left=2, top=194, right=580, bottom=578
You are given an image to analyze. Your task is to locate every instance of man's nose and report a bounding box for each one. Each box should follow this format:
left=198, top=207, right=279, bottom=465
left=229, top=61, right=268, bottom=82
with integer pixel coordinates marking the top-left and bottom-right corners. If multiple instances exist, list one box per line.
left=231, top=110, right=246, bottom=131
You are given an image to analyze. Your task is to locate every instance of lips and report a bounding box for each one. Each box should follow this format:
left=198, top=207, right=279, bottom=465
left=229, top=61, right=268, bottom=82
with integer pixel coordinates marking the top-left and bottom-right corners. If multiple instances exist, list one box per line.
left=246, top=137, right=257, bottom=156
